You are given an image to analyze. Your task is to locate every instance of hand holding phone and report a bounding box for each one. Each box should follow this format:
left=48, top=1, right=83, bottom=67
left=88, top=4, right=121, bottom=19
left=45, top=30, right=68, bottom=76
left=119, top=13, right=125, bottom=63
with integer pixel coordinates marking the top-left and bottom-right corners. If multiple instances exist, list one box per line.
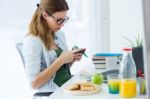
left=72, top=45, right=88, bottom=57
left=75, top=48, right=86, bottom=54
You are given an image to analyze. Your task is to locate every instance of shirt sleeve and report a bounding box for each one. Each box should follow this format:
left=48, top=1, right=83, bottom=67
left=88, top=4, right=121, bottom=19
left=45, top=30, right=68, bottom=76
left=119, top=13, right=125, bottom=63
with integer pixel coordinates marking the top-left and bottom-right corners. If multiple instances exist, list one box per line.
left=22, top=37, right=42, bottom=82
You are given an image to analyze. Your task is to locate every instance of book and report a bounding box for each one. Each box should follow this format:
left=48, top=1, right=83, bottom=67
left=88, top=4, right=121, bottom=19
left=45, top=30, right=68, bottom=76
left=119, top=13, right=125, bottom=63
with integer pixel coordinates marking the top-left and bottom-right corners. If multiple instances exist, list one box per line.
left=92, top=60, right=106, bottom=64
left=92, top=53, right=122, bottom=61
left=94, top=53, right=122, bottom=57
left=92, top=56, right=106, bottom=60
left=94, top=64, right=106, bottom=69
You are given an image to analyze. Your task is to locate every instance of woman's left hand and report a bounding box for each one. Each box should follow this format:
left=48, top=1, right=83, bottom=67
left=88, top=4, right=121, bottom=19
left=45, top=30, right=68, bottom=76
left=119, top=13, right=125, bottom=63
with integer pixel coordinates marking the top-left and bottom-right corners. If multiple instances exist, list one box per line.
left=74, top=53, right=83, bottom=61
left=68, top=52, right=83, bottom=68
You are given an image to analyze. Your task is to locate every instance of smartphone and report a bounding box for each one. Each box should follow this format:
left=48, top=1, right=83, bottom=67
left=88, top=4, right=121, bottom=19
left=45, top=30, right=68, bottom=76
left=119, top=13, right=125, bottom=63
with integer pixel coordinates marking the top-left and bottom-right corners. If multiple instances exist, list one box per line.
left=76, top=49, right=86, bottom=54
left=72, top=45, right=85, bottom=54
left=72, top=45, right=88, bottom=57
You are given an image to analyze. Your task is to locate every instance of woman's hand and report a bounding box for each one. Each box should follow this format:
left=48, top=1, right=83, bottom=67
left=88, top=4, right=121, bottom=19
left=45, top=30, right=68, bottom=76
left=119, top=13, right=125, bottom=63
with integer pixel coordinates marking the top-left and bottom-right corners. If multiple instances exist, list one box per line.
left=73, top=53, right=83, bottom=61
left=58, top=48, right=84, bottom=64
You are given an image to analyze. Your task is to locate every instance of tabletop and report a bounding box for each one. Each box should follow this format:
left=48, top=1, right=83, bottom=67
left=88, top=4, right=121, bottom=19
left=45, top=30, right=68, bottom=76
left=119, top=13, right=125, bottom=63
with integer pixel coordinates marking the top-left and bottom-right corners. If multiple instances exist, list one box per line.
left=48, top=73, right=146, bottom=99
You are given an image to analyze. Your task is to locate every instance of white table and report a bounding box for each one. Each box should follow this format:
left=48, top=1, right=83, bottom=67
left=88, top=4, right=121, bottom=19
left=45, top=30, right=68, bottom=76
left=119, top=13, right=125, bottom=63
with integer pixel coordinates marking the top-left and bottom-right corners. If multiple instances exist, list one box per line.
left=48, top=74, right=146, bottom=99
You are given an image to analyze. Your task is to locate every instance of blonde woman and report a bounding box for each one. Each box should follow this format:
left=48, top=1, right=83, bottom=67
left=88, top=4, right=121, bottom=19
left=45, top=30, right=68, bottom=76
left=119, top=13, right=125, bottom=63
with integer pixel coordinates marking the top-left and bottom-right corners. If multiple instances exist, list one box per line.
left=22, top=0, right=83, bottom=93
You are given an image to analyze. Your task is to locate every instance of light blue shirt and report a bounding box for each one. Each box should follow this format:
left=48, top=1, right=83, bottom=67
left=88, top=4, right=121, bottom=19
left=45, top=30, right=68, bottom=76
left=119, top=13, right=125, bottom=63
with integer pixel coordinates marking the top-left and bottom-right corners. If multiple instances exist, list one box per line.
left=22, top=31, right=68, bottom=93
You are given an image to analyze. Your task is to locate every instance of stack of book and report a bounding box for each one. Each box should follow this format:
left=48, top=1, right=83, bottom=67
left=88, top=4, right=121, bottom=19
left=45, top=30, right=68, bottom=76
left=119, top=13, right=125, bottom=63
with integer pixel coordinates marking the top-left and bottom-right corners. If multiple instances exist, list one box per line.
left=92, top=53, right=122, bottom=69
left=92, top=55, right=106, bottom=69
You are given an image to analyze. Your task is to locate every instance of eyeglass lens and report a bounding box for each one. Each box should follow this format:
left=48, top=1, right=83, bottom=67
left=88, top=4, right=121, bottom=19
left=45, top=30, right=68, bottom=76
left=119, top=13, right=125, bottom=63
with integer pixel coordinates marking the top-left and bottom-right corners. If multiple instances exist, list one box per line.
left=57, top=17, right=69, bottom=25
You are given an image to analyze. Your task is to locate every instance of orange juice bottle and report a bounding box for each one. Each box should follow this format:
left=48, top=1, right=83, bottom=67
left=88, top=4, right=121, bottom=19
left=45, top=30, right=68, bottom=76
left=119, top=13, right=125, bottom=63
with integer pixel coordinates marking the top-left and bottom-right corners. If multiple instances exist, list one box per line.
left=119, top=48, right=137, bottom=98
left=120, top=79, right=136, bottom=97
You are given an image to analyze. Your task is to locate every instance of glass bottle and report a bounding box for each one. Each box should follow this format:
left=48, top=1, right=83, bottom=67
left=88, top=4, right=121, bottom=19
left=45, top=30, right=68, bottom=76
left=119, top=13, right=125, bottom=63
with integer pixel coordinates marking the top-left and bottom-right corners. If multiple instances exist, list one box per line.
left=119, top=48, right=137, bottom=98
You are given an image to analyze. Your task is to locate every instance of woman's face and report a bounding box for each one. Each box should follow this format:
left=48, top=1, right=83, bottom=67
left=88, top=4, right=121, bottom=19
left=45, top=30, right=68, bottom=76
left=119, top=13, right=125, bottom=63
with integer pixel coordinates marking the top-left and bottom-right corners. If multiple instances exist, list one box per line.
left=45, top=11, right=68, bottom=32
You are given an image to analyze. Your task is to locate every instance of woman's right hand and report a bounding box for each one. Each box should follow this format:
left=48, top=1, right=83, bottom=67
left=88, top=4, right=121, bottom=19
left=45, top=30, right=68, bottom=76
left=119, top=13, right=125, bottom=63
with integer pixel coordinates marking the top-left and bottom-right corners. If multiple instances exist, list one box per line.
left=59, top=48, right=84, bottom=64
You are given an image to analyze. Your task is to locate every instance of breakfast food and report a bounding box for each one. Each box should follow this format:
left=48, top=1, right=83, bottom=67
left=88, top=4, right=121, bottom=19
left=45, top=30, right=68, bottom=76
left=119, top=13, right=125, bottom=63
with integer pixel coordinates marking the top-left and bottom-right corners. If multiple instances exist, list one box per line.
left=80, top=83, right=95, bottom=91
left=67, top=84, right=80, bottom=90
left=67, top=82, right=96, bottom=91
left=64, top=82, right=101, bottom=95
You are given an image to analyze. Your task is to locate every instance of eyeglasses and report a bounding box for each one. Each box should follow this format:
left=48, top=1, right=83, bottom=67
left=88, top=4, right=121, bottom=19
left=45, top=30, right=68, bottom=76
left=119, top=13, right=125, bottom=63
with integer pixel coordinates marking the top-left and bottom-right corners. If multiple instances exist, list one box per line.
left=47, top=12, right=69, bottom=25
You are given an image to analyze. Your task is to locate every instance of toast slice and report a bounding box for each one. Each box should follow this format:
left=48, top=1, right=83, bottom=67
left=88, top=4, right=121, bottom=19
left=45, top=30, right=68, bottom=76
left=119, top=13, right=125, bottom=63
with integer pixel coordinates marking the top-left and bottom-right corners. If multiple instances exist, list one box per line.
left=67, top=82, right=96, bottom=91
left=67, top=84, right=80, bottom=90
left=80, top=83, right=95, bottom=91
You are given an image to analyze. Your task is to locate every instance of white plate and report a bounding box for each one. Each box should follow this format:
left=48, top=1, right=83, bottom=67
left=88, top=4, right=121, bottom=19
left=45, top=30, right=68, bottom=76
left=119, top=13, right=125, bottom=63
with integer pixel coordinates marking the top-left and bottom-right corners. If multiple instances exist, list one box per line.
left=63, top=83, right=102, bottom=95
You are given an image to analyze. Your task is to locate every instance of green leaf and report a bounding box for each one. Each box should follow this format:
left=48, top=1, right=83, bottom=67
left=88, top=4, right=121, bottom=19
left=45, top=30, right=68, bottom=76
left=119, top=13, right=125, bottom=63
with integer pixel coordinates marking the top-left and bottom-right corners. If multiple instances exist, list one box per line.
left=123, top=34, right=143, bottom=47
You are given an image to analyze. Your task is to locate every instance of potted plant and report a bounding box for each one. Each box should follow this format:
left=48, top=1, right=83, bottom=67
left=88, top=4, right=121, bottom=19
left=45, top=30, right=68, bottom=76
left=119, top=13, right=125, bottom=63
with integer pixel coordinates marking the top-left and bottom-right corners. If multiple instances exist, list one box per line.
left=124, top=34, right=144, bottom=76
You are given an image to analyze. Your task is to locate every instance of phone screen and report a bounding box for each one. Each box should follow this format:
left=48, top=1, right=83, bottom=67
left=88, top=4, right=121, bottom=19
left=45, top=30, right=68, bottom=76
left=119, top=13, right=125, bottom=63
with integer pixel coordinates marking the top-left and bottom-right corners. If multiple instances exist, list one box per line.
left=76, top=49, right=86, bottom=54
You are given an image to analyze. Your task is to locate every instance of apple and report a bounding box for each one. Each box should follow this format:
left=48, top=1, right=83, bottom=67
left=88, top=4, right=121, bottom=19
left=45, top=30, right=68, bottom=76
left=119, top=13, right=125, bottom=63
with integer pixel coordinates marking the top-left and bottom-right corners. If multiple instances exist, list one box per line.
left=91, top=73, right=104, bottom=85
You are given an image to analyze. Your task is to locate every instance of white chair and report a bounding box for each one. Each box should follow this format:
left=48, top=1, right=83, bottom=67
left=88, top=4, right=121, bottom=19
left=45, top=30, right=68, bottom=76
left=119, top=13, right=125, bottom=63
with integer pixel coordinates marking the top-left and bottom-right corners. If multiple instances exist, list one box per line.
left=15, top=43, right=52, bottom=99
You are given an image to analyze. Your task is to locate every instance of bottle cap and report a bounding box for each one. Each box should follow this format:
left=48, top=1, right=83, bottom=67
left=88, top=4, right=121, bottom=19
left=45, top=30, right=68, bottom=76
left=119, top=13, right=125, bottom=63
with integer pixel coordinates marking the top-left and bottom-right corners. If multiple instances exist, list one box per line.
left=123, top=48, right=132, bottom=51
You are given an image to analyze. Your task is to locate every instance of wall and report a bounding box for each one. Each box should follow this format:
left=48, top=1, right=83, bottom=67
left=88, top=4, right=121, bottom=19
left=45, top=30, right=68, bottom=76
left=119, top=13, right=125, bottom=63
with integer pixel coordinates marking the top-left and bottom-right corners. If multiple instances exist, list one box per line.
left=110, top=0, right=144, bottom=52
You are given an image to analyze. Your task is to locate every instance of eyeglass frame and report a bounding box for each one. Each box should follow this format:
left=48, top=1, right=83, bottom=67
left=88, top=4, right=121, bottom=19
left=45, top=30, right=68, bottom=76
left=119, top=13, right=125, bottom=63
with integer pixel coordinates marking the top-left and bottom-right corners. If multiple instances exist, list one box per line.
left=46, top=11, right=69, bottom=25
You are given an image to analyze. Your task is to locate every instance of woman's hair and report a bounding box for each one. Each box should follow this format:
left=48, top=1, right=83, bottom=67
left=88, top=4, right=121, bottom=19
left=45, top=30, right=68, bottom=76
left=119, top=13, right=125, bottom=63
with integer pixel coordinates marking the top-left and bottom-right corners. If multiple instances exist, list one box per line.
left=28, top=0, right=69, bottom=50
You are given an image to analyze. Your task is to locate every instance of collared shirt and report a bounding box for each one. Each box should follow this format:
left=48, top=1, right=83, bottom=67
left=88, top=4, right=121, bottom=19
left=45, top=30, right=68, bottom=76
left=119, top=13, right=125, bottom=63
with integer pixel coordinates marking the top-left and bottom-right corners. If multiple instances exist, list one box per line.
left=22, top=30, right=68, bottom=93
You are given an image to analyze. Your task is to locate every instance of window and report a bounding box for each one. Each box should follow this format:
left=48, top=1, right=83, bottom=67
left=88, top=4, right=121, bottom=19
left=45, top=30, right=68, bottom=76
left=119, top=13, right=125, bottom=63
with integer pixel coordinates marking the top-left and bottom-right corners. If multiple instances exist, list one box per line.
left=63, top=0, right=110, bottom=74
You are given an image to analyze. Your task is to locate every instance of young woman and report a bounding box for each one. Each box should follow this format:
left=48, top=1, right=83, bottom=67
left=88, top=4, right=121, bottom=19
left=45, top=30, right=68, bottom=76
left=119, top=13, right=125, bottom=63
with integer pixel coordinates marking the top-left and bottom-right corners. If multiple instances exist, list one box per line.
left=22, top=0, right=83, bottom=93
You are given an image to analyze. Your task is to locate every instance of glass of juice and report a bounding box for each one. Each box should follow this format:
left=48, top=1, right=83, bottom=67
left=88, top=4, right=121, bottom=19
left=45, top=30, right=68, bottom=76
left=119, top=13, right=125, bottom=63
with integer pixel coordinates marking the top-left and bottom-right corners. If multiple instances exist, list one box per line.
left=139, top=77, right=146, bottom=94
left=107, top=74, right=119, bottom=94
left=120, top=79, right=136, bottom=98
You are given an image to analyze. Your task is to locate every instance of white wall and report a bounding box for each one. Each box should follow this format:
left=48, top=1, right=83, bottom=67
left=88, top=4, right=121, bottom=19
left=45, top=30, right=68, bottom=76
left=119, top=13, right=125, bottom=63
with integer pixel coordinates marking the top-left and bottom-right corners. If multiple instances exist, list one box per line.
left=110, top=0, right=144, bottom=52
left=0, top=0, right=39, bottom=99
